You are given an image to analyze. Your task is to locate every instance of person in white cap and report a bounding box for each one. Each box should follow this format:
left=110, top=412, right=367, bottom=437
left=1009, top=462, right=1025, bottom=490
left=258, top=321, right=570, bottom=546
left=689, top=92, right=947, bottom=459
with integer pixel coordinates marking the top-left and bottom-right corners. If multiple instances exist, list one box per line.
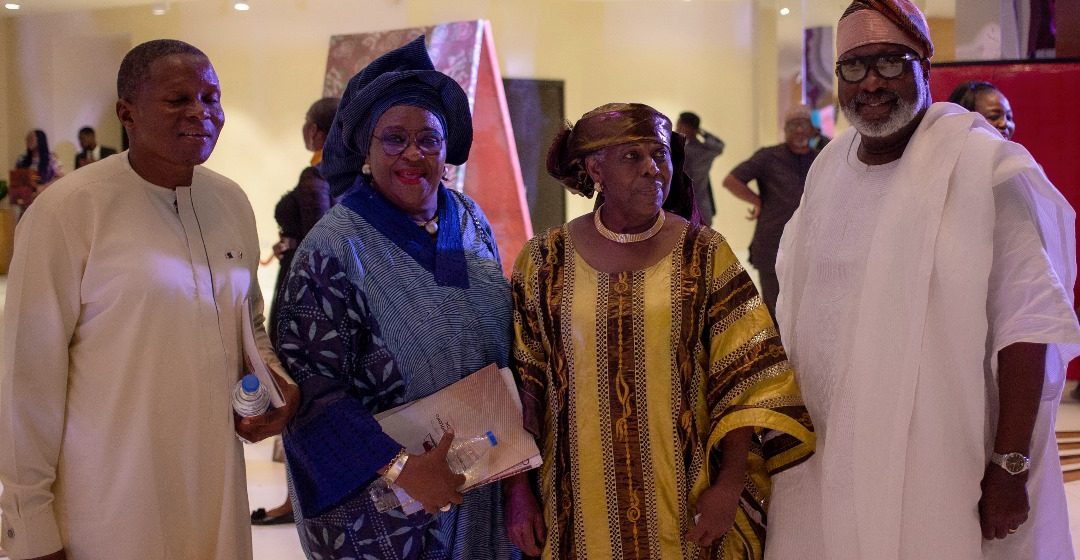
left=766, top=1, right=1080, bottom=559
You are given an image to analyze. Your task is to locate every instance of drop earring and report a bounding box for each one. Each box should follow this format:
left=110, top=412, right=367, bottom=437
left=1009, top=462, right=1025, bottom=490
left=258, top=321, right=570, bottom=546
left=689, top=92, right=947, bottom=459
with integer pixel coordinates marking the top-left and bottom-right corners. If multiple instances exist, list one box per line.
left=594, top=181, right=603, bottom=193
left=361, top=163, right=371, bottom=176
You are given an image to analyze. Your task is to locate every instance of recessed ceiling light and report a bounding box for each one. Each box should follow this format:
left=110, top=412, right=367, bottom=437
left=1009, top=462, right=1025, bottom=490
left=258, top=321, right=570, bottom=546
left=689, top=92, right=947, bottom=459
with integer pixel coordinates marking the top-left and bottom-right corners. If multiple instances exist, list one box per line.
left=4, top=3, right=21, bottom=9
left=780, top=7, right=791, bottom=15
left=233, top=2, right=250, bottom=10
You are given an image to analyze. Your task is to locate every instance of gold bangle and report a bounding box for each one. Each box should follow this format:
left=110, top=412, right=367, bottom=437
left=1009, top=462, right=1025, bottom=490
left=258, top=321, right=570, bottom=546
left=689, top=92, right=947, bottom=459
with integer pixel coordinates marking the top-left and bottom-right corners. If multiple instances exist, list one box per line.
left=383, top=448, right=409, bottom=484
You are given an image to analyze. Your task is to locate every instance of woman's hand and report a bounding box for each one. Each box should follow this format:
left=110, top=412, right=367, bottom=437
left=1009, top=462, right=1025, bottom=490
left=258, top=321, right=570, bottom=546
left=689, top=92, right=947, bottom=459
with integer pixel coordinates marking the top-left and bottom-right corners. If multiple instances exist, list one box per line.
left=503, top=473, right=546, bottom=556
left=235, top=371, right=300, bottom=443
left=684, top=475, right=742, bottom=548
left=686, top=426, right=753, bottom=548
left=395, top=431, right=466, bottom=514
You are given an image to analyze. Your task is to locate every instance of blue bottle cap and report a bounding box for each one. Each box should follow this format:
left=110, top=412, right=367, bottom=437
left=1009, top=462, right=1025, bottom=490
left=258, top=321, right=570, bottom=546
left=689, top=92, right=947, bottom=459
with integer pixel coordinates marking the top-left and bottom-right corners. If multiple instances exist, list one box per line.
left=485, top=431, right=497, bottom=446
left=241, top=373, right=260, bottom=393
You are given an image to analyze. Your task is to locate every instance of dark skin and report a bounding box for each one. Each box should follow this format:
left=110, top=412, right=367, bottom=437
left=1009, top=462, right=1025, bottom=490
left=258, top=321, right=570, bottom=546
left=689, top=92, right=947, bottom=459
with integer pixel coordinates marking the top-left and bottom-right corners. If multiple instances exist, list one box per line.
left=365, top=106, right=466, bottom=514
left=721, top=117, right=814, bottom=220
left=838, top=41, right=1042, bottom=540
left=389, top=432, right=466, bottom=514
left=979, top=342, right=1045, bottom=539
left=836, top=43, right=930, bottom=166
left=572, top=141, right=684, bottom=273
left=259, top=101, right=336, bottom=521
left=503, top=139, right=753, bottom=554
left=26, top=54, right=301, bottom=560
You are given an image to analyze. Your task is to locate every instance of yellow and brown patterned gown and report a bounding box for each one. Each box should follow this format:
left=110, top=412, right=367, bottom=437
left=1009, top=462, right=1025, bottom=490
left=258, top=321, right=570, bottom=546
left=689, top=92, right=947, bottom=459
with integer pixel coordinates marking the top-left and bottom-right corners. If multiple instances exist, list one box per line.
left=511, top=222, right=815, bottom=560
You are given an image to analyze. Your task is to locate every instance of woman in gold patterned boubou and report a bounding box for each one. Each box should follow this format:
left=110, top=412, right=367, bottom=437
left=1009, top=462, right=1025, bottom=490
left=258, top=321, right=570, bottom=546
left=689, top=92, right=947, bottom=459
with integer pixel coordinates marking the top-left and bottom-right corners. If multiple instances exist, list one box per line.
left=501, top=103, right=815, bottom=560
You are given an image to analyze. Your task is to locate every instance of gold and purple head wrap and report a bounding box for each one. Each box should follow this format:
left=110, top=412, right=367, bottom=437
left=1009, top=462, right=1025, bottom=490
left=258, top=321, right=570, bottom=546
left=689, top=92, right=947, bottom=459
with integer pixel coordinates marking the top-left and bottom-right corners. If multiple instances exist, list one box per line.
left=837, top=0, right=934, bottom=60
left=546, top=103, right=701, bottom=224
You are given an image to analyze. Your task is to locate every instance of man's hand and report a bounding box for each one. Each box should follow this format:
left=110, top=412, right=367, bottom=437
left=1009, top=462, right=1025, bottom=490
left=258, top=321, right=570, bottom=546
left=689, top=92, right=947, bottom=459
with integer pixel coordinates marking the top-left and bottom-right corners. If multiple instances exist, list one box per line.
left=503, top=473, right=545, bottom=556
left=745, top=202, right=761, bottom=220
left=978, top=463, right=1029, bottom=539
left=234, top=370, right=300, bottom=443
left=685, top=475, right=742, bottom=548
left=395, top=431, right=466, bottom=514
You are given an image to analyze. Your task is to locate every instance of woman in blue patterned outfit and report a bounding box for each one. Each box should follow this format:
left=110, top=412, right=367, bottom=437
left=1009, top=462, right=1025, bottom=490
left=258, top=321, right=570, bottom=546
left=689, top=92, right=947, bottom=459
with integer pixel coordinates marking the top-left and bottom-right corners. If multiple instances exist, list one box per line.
left=278, top=36, right=517, bottom=560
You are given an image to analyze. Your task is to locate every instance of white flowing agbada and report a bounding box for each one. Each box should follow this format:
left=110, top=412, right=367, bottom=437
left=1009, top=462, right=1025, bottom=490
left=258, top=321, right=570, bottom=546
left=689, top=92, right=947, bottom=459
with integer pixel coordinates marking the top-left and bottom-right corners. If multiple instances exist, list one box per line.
left=766, top=103, right=1080, bottom=560
left=0, top=153, right=284, bottom=559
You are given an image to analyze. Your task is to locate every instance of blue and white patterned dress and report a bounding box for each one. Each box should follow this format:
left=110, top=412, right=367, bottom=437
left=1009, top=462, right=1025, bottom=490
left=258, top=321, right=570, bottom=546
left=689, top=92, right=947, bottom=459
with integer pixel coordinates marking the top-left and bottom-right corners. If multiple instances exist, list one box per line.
left=278, top=183, right=517, bottom=560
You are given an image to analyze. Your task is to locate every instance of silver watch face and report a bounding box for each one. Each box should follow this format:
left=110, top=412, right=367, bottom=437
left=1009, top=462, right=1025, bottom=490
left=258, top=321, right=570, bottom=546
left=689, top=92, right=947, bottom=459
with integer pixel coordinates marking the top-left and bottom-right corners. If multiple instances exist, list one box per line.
left=1001, top=452, right=1030, bottom=474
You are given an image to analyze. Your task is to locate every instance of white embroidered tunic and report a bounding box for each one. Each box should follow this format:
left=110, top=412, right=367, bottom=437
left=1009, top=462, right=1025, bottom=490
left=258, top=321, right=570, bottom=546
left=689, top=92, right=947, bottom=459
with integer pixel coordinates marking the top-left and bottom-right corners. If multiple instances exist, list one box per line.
left=0, top=153, right=282, bottom=559
left=767, top=103, right=1080, bottom=560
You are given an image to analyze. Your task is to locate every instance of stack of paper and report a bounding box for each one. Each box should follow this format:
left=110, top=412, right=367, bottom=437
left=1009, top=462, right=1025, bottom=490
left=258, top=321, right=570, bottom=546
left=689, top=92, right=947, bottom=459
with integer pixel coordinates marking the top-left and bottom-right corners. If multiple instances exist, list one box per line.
left=241, top=301, right=285, bottom=408
left=375, top=364, right=542, bottom=496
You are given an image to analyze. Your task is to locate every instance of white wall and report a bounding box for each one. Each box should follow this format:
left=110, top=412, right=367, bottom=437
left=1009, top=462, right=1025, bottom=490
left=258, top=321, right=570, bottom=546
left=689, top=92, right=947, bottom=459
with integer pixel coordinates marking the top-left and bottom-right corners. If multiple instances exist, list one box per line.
left=1, top=17, right=10, bottom=175
left=3, top=0, right=810, bottom=288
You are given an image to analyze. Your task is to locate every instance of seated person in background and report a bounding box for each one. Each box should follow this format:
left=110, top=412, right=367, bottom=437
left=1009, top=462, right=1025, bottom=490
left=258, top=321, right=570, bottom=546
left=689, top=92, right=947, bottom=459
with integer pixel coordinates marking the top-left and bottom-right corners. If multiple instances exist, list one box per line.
left=74, top=126, right=118, bottom=169
left=13, top=129, right=63, bottom=210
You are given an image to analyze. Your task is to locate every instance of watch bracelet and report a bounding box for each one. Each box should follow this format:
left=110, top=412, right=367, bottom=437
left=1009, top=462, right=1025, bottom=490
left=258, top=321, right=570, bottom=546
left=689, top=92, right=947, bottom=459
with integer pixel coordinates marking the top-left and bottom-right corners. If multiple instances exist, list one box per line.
left=383, top=448, right=409, bottom=483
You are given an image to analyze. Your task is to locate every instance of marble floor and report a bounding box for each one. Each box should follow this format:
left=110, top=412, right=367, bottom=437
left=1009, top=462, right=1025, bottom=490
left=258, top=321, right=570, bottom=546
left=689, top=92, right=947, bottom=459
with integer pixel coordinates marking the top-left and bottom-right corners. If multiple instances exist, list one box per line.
left=1057, top=387, right=1080, bottom=554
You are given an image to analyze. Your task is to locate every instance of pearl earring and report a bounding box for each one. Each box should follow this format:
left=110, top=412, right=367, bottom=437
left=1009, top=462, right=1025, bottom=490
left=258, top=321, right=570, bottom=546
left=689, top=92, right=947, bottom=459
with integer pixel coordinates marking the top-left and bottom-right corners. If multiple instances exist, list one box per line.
left=361, top=163, right=371, bottom=176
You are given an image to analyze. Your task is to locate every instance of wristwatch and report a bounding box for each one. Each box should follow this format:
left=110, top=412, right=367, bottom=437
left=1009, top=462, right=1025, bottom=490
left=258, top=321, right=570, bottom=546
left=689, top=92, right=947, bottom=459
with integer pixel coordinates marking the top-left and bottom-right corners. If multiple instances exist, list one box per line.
left=990, top=451, right=1031, bottom=475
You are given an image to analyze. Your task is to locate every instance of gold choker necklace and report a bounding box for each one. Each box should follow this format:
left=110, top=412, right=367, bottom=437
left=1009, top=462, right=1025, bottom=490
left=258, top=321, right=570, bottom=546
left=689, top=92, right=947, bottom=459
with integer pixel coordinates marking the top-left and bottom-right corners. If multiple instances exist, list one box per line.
left=593, top=204, right=665, bottom=243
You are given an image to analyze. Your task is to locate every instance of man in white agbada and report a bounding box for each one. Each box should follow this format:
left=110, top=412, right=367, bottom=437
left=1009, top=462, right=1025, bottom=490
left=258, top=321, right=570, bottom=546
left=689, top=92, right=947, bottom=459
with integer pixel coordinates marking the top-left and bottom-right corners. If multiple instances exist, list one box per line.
left=765, top=1, right=1080, bottom=559
left=0, top=40, right=298, bottom=560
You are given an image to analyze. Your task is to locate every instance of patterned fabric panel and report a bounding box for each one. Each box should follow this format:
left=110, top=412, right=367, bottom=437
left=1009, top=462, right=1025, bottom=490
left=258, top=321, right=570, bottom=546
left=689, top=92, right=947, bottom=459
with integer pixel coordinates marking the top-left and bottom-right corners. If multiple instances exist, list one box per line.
left=511, top=223, right=815, bottom=560
left=279, top=195, right=516, bottom=560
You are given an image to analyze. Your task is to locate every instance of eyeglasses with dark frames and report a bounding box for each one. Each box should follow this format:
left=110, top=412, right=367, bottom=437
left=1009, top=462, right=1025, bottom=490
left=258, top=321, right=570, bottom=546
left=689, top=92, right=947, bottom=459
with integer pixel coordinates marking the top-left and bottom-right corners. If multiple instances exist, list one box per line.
left=372, top=129, right=445, bottom=157
left=835, top=52, right=922, bottom=84
left=784, top=120, right=814, bottom=132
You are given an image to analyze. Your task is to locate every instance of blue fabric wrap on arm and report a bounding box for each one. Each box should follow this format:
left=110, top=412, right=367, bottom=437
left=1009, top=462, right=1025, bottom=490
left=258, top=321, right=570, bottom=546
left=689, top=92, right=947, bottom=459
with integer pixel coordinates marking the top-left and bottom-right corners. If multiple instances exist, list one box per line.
left=284, top=374, right=401, bottom=518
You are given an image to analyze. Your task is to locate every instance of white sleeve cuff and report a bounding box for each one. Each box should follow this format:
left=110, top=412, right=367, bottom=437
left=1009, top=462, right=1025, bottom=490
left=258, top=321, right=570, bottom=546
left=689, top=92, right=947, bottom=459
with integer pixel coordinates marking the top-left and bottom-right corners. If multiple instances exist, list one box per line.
left=1, top=501, right=63, bottom=559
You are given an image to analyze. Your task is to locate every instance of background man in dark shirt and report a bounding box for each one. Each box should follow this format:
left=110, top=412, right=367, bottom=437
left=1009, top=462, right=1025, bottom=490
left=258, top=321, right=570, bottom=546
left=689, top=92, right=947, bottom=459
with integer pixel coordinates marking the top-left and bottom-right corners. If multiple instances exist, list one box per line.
left=74, top=126, right=118, bottom=169
left=721, top=105, right=817, bottom=318
left=676, top=111, right=725, bottom=226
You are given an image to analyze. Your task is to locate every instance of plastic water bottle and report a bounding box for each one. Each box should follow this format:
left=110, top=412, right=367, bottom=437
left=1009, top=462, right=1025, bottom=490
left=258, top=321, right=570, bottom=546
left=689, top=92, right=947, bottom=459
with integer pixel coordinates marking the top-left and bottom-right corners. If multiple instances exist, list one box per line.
left=369, top=431, right=499, bottom=514
left=369, top=478, right=420, bottom=513
left=232, top=373, right=269, bottom=418
left=447, top=431, right=498, bottom=484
